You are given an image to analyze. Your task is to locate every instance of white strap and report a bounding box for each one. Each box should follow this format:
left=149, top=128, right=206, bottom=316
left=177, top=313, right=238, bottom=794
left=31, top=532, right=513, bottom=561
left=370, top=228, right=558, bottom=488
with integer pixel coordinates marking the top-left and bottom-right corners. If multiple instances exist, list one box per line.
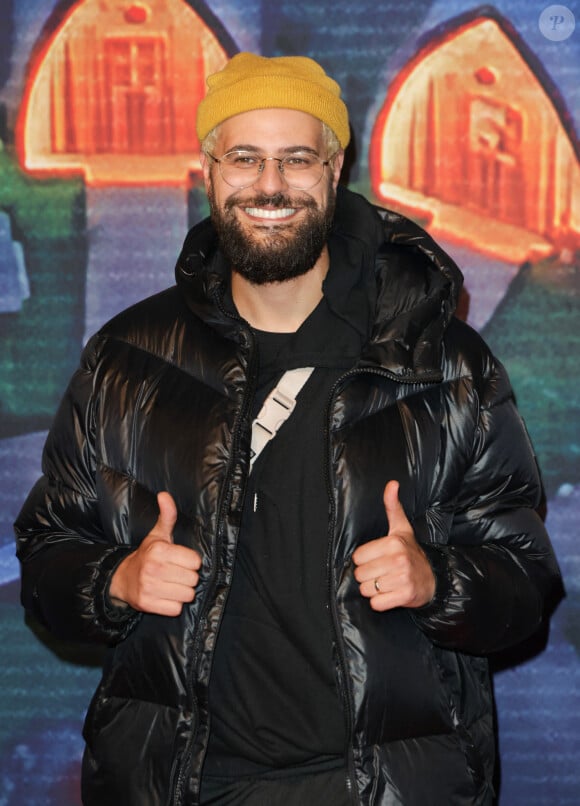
left=250, top=367, right=314, bottom=469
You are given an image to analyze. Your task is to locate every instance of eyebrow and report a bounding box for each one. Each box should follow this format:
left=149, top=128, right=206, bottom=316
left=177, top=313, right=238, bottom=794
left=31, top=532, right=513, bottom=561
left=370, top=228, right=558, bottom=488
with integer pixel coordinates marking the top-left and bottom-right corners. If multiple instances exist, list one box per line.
left=223, top=144, right=321, bottom=156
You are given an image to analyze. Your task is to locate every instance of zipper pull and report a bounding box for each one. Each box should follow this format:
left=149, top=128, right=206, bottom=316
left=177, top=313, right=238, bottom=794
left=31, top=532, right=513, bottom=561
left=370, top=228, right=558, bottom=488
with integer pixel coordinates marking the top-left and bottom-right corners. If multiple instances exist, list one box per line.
left=253, top=492, right=258, bottom=512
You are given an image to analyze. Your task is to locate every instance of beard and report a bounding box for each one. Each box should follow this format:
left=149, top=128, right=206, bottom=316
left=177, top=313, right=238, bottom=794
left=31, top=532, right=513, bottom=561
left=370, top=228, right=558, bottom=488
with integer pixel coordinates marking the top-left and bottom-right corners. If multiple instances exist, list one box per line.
left=207, top=182, right=336, bottom=285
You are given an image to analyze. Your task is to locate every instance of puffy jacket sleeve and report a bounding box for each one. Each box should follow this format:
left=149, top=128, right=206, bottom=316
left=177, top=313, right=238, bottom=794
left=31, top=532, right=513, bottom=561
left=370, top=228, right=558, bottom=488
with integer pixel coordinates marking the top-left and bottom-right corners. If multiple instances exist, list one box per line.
left=412, top=345, right=562, bottom=655
left=14, top=334, right=141, bottom=645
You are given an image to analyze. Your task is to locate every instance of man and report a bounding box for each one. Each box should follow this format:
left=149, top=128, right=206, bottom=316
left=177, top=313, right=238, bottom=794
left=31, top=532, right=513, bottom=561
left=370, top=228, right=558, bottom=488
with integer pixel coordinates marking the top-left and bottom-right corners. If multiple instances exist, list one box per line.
left=15, top=53, right=561, bottom=805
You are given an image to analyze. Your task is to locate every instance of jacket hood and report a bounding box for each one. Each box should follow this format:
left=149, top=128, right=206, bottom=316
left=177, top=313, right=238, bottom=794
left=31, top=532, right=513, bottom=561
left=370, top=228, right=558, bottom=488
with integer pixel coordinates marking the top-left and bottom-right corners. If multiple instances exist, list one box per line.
left=175, top=185, right=463, bottom=380
left=329, top=186, right=463, bottom=380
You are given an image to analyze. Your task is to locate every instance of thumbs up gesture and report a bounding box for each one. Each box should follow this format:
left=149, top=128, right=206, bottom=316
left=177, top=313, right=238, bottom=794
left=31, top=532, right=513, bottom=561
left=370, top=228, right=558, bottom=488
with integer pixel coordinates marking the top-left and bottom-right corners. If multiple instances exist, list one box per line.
left=109, top=492, right=202, bottom=616
left=352, top=481, right=435, bottom=611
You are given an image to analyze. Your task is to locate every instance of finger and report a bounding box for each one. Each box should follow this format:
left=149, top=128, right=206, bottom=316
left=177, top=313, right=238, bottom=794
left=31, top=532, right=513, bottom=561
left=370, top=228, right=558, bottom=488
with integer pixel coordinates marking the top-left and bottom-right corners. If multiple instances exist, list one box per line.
left=153, top=491, right=178, bottom=542
left=137, top=585, right=197, bottom=617
left=130, top=564, right=200, bottom=615
left=177, top=548, right=202, bottom=572
left=358, top=570, right=409, bottom=608
left=353, top=537, right=389, bottom=567
left=368, top=590, right=406, bottom=612
left=383, top=480, right=410, bottom=533
left=140, top=578, right=198, bottom=606
left=353, top=481, right=409, bottom=568
left=358, top=574, right=386, bottom=598
left=146, top=540, right=203, bottom=571
left=148, top=560, right=201, bottom=588
left=353, top=550, right=391, bottom=584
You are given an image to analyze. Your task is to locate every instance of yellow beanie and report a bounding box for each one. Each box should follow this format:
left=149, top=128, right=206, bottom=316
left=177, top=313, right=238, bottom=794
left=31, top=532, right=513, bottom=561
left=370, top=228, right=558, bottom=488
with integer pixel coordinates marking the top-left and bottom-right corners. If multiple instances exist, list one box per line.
left=196, top=53, right=350, bottom=149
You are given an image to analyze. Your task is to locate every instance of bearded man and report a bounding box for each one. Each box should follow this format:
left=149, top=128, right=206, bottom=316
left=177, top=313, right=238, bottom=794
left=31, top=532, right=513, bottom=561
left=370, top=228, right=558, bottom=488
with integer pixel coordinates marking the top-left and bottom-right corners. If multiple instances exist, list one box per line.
left=15, top=54, right=561, bottom=806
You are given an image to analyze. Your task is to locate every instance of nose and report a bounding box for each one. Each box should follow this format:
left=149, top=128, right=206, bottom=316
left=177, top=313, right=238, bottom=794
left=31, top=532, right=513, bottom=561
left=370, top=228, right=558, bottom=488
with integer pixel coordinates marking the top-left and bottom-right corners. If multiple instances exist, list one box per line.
left=252, top=157, right=288, bottom=194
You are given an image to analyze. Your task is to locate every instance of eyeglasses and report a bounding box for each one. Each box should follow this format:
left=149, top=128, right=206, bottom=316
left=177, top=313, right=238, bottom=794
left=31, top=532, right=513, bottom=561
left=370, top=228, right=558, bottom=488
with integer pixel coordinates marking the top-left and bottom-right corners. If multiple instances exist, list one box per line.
left=207, top=150, right=333, bottom=190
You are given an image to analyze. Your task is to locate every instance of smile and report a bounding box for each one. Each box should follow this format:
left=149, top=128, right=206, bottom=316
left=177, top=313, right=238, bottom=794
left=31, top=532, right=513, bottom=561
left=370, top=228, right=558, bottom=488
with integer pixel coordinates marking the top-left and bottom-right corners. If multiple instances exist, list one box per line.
left=243, top=207, right=297, bottom=220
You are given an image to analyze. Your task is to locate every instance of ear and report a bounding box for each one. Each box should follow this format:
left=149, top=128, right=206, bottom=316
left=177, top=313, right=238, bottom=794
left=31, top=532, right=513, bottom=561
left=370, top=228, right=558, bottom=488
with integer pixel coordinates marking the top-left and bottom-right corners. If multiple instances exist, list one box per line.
left=200, top=151, right=212, bottom=191
left=330, top=150, right=345, bottom=189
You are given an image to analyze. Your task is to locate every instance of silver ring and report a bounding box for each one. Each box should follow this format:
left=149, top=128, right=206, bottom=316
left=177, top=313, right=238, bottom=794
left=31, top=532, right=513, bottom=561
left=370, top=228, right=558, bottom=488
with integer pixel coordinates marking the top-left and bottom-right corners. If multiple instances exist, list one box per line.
left=374, top=578, right=381, bottom=593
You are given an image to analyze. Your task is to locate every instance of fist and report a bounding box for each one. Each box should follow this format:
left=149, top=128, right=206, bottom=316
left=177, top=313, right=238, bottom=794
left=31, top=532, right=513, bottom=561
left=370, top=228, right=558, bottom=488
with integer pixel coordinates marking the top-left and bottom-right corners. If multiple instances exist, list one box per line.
left=109, top=492, right=202, bottom=617
left=352, top=481, right=435, bottom=611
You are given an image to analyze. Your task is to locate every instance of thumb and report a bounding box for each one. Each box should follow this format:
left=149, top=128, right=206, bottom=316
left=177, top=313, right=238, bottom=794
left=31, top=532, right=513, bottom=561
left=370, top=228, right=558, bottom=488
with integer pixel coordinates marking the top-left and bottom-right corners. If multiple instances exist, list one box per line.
left=383, top=480, right=409, bottom=534
left=154, top=491, right=177, bottom=542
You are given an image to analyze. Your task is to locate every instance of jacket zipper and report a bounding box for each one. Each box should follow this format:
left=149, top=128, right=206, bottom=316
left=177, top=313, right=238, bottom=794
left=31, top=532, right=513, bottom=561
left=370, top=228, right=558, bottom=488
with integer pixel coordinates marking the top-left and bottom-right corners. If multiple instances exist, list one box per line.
left=323, top=364, right=440, bottom=806
left=173, top=290, right=257, bottom=805
left=173, top=313, right=440, bottom=802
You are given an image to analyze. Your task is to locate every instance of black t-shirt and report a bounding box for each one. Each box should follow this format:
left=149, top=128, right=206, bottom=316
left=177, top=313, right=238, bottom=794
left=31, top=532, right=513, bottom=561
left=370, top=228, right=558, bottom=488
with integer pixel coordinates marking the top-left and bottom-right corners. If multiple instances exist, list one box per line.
left=203, top=237, right=374, bottom=781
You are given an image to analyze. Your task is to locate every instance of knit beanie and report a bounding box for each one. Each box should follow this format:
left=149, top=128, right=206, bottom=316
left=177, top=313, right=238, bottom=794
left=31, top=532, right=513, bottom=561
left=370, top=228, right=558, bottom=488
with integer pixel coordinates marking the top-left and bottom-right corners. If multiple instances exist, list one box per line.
left=196, top=53, right=350, bottom=149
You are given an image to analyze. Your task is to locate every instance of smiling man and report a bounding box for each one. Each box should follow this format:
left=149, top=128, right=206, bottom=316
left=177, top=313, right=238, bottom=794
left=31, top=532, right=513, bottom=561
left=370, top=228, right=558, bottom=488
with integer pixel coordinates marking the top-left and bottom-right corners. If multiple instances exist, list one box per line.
left=15, top=53, right=561, bottom=806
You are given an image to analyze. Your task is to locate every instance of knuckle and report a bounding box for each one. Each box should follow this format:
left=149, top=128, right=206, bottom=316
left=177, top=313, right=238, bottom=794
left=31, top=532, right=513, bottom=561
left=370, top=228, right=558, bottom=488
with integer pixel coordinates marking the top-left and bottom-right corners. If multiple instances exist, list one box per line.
left=150, top=540, right=170, bottom=558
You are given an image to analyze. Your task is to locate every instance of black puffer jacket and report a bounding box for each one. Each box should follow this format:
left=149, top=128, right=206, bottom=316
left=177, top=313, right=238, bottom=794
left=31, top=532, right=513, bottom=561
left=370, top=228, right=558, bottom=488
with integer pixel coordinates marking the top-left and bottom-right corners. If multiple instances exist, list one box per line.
left=15, top=186, right=560, bottom=806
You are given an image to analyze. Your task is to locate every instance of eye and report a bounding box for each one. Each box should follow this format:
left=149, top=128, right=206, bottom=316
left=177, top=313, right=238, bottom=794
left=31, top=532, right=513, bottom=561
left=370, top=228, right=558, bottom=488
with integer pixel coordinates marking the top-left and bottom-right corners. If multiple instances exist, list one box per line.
left=284, top=154, right=317, bottom=168
left=226, top=152, right=260, bottom=167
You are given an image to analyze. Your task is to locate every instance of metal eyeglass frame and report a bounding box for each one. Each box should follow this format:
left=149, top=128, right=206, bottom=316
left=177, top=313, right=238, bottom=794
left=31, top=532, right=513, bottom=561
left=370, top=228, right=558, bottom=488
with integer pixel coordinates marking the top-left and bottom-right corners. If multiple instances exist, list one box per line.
left=206, top=150, right=334, bottom=190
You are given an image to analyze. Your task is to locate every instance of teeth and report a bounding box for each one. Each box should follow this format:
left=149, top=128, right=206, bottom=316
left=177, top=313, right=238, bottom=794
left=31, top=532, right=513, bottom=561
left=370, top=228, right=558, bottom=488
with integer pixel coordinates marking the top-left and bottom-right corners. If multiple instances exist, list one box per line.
left=244, top=207, right=296, bottom=219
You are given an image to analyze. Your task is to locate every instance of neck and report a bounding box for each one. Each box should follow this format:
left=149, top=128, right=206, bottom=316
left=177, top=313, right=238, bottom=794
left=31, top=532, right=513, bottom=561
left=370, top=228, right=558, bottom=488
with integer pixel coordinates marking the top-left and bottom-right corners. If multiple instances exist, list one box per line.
left=231, top=248, right=330, bottom=333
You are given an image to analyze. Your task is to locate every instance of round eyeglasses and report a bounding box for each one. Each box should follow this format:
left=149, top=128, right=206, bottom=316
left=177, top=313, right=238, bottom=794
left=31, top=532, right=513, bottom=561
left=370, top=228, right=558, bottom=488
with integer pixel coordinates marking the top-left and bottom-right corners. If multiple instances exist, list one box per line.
left=207, top=150, right=333, bottom=190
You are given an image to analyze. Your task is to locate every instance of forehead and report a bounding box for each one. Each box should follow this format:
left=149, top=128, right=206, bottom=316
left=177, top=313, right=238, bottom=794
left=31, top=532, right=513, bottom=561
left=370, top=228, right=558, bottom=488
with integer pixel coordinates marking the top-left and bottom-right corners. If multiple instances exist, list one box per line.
left=215, top=108, right=325, bottom=153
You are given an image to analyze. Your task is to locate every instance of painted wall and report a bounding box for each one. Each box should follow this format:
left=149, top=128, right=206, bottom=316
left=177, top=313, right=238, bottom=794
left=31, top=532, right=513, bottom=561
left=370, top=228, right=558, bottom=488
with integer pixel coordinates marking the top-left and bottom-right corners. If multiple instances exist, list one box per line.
left=1, top=1, right=578, bottom=803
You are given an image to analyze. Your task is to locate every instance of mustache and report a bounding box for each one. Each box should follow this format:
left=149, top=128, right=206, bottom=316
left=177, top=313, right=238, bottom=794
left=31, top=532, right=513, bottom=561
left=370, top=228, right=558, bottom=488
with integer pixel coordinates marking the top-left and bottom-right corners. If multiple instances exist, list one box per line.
left=224, top=192, right=317, bottom=211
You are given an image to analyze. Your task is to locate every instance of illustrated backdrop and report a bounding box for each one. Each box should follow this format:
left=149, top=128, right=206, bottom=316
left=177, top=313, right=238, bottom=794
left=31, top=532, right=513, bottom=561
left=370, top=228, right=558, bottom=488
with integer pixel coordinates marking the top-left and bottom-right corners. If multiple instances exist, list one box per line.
left=0, top=1, right=579, bottom=803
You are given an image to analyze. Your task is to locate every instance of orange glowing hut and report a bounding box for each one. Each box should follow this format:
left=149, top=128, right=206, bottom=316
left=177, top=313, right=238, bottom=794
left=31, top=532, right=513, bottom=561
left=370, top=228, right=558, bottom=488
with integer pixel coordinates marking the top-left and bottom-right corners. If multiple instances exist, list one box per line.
left=369, top=10, right=580, bottom=261
left=17, top=0, right=230, bottom=185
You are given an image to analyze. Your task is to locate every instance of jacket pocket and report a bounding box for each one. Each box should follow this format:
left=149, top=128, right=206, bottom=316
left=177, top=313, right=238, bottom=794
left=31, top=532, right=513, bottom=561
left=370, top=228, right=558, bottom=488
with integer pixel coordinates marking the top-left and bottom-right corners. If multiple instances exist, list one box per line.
left=82, top=694, right=180, bottom=805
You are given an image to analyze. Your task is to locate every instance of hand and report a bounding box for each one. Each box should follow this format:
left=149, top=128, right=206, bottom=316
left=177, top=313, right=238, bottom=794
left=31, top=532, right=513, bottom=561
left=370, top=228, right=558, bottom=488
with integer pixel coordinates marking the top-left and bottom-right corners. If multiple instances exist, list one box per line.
left=352, top=481, right=435, bottom=611
left=109, top=492, right=202, bottom=617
